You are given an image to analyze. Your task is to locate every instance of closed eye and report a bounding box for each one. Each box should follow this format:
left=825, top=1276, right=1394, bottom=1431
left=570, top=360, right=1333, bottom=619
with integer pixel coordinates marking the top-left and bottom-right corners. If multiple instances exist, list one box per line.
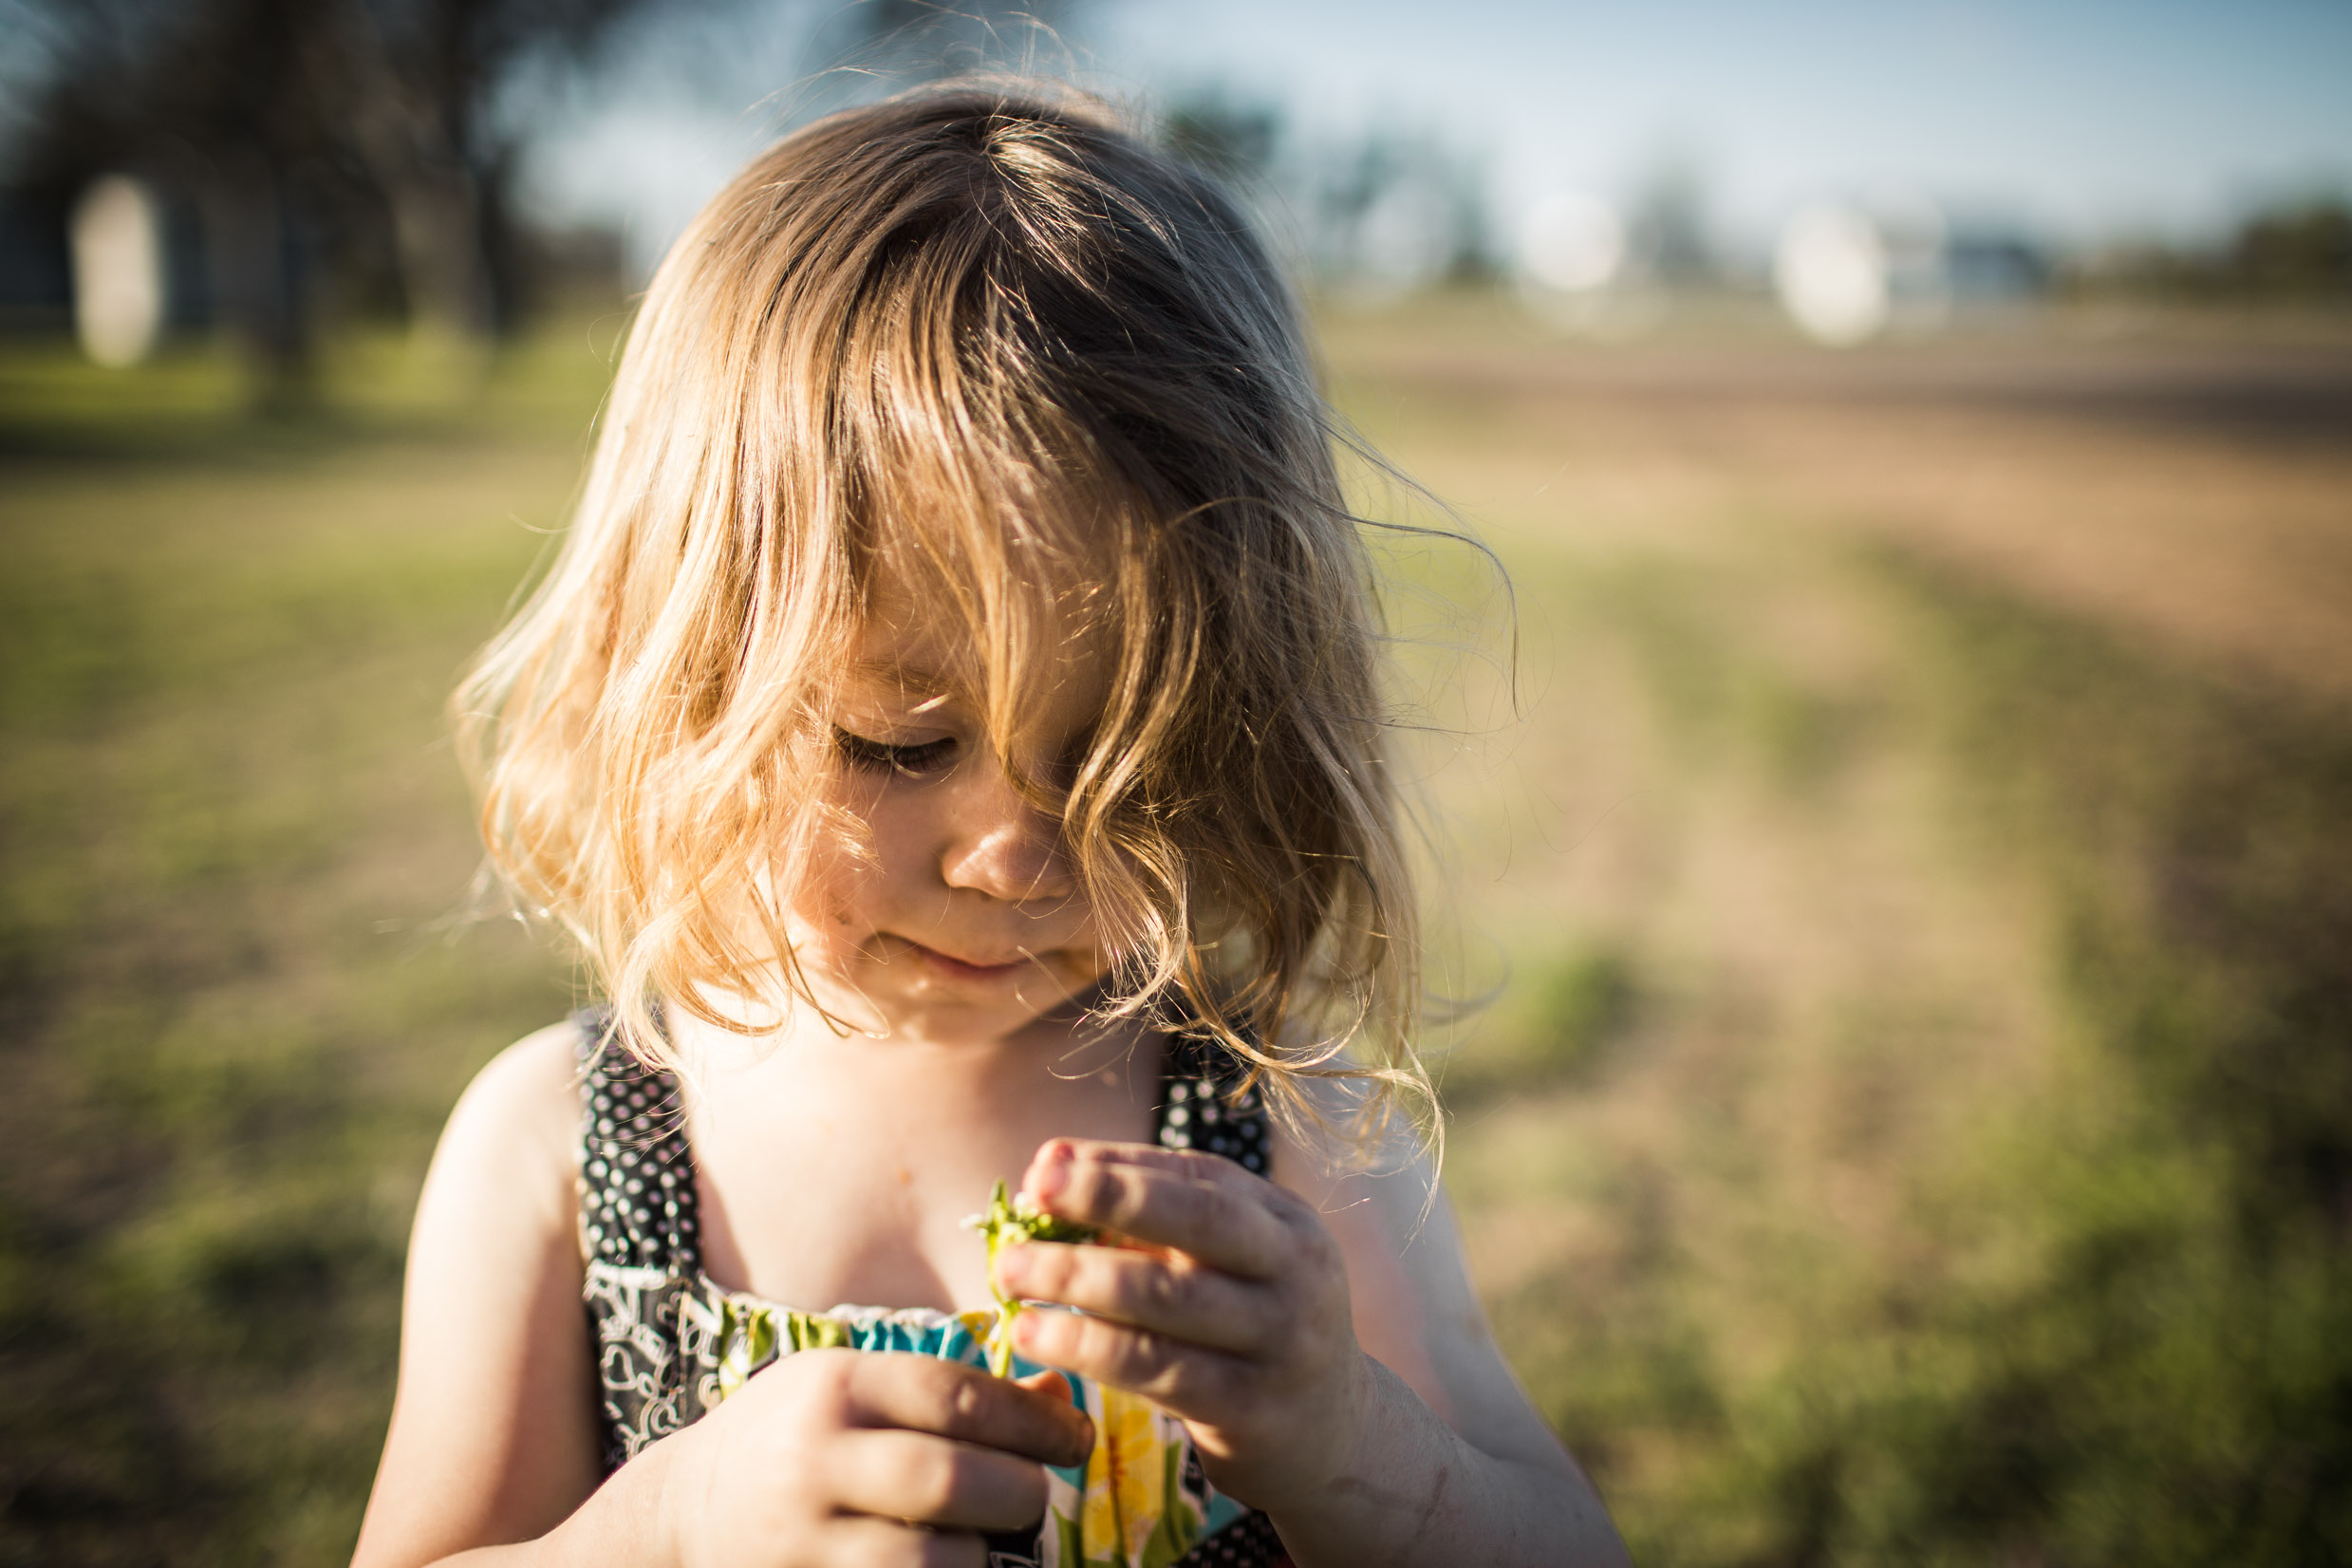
left=833, top=728, right=959, bottom=777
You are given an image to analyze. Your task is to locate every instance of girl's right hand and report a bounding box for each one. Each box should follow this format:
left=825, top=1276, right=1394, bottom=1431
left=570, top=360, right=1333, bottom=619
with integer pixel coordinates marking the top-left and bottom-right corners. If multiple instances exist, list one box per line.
left=655, top=1349, right=1093, bottom=1568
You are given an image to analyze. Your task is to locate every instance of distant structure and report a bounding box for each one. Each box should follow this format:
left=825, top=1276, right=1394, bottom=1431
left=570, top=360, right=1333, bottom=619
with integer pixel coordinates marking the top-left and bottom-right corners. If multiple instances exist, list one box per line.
left=1297, top=133, right=1484, bottom=302
left=1510, top=157, right=1720, bottom=338
left=1774, top=195, right=2042, bottom=345
left=69, top=175, right=166, bottom=367
left=1521, top=191, right=1627, bottom=295
left=1515, top=190, right=1642, bottom=334
left=1343, top=174, right=1465, bottom=300
left=1774, top=202, right=1895, bottom=345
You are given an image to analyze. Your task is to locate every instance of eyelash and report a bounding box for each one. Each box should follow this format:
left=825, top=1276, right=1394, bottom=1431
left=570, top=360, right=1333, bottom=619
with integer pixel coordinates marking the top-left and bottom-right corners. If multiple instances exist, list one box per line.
left=833, top=728, right=959, bottom=777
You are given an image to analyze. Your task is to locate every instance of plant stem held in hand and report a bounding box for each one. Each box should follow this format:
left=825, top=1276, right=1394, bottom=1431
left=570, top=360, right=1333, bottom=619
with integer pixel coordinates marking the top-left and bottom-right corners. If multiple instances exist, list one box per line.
left=966, top=1178, right=1097, bottom=1377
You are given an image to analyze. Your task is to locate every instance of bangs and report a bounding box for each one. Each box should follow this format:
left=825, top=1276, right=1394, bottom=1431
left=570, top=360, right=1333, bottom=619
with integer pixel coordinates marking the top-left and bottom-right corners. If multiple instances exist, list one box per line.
left=828, top=248, right=1136, bottom=772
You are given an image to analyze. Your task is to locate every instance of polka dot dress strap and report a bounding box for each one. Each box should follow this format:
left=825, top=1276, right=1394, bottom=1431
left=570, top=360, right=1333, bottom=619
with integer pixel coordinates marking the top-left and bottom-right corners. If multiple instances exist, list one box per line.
left=1155, top=1026, right=1271, bottom=1178
left=575, top=1006, right=701, bottom=1275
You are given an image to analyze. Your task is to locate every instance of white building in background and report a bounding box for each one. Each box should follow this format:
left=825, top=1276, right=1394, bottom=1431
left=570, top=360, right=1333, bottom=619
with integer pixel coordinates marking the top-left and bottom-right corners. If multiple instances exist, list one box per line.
left=1521, top=190, right=1627, bottom=295
left=1774, top=202, right=1891, bottom=345
left=1345, top=174, right=1463, bottom=302
left=1774, top=192, right=1957, bottom=346
left=70, top=174, right=167, bottom=367
left=1512, top=189, right=1666, bottom=338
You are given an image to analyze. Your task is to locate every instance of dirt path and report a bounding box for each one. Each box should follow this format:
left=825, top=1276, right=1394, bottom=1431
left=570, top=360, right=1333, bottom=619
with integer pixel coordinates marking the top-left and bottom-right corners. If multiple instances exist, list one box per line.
left=1330, top=328, right=2352, bottom=703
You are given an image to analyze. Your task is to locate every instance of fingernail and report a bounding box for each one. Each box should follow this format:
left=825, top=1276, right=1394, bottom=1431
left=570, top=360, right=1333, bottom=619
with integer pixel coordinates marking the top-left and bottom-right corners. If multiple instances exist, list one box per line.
left=995, top=1245, right=1029, bottom=1290
left=1029, top=1141, right=1072, bottom=1202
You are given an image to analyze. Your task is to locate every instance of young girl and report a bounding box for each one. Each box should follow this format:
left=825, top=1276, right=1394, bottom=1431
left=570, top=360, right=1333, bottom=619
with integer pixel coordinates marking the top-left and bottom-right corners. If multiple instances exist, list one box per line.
left=353, top=84, right=1628, bottom=1568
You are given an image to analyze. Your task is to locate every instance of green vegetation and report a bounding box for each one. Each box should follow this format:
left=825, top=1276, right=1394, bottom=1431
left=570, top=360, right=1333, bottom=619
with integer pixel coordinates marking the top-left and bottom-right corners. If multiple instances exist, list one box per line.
left=969, top=1179, right=1101, bottom=1377
left=3, top=311, right=2348, bottom=1564
left=0, top=333, right=597, bottom=1563
left=1363, top=358, right=2352, bottom=1564
left=1479, top=556, right=2352, bottom=1564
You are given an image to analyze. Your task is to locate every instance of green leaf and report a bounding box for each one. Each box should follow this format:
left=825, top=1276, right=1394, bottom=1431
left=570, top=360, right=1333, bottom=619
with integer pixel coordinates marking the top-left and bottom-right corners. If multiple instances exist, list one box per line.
left=965, top=1178, right=1100, bottom=1376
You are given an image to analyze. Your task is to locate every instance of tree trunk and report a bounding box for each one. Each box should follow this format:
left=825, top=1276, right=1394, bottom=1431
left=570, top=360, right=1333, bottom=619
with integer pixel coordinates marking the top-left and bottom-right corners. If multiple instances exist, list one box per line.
left=334, top=0, right=495, bottom=355
left=379, top=164, right=494, bottom=342
left=199, top=141, right=310, bottom=409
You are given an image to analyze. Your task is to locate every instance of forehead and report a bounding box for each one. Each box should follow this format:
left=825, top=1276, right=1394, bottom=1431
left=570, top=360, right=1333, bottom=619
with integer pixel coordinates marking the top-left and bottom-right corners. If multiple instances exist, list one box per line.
left=845, top=554, right=1112, bottom=741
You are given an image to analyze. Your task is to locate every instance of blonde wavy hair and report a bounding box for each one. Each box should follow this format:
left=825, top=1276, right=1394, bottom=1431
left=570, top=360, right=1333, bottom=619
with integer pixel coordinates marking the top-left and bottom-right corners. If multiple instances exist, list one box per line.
left=456, top=83, right=1436, bottom=1147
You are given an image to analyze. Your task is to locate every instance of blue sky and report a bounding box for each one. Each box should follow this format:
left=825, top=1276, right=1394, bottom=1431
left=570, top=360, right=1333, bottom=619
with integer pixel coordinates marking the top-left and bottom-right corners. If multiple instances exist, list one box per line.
left=1092, top=0, right=2352, bottom=235
left=524, top=0, right=2352, bottom=269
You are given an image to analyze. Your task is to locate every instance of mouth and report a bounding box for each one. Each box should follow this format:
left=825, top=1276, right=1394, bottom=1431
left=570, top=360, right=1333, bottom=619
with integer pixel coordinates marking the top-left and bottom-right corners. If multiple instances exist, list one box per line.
left=893, top=936, right=1037, bottom=983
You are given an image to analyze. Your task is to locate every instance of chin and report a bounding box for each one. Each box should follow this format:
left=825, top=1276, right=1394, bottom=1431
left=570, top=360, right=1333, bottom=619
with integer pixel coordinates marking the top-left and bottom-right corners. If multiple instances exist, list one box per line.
left=783, top=924, right=1104, bottom=1036
left=887, top=963, right=1101, bottom=1038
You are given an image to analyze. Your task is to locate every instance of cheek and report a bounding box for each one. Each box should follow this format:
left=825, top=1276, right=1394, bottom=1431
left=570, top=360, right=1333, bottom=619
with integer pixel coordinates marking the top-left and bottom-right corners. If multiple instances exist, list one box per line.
left=775, top=794, right=868, bottom=930
left=788, top=786, right=918, bottom=929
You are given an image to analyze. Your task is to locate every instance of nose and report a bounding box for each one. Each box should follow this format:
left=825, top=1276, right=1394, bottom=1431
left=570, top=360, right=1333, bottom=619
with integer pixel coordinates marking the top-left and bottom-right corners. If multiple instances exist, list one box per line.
left=938, top=757, right=1076, bottom=905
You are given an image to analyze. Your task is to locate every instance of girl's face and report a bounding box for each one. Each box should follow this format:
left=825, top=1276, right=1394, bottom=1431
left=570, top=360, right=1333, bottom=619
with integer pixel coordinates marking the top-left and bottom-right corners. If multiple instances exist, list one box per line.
left=782, top=573, right=1112, bottom=1046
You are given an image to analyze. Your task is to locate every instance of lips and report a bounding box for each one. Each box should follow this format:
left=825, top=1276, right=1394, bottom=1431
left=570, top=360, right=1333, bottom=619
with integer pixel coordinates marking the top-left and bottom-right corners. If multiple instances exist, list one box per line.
left=895, top=936, right=1032, bottom=980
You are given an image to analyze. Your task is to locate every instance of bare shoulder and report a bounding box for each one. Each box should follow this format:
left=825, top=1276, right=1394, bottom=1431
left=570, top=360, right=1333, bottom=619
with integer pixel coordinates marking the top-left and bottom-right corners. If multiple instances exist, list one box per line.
left=1266, top=1085, right=1578, bottom=1480
left=411, top=1017, right=588, bottom=1302
left=407, top=1023, right=581, bottom=1247
left=448, top=1019, right=584, bottom=1153
left=434, top=1020, right=595, bottom=1269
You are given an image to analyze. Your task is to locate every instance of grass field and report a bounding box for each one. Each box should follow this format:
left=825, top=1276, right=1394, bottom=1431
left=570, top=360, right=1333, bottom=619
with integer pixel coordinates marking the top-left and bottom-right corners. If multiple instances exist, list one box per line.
left=3, top=303, right=2349, bottom=1565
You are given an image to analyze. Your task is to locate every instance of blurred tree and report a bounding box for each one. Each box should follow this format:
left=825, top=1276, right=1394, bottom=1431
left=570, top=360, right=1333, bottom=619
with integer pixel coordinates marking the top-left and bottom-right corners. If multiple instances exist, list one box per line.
left=2232, top=197, right=2352, bottom=300
left=1160, top=86, right=1279, bottom=185
left=4, top=0, right=1111, bottom=390
left=2065, top=192, right=2352, bottom=306
left=1303, top=130, right=1487, bottom=295
left=810, top=0, right=1086, bottom=84
left=6, top=0, right=660, bottom=395
left=1625, top=148, right=1714, bottom=289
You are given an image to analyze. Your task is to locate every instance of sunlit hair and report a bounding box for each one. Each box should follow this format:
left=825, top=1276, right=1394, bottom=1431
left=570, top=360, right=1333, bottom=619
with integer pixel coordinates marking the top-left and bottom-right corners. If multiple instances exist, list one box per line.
left=456, top=82, right=1436, bottom=1150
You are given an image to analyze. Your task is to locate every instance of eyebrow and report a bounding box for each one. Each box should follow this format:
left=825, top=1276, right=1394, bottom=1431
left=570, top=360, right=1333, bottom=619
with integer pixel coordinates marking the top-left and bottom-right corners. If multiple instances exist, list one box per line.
left=848, top=656, right=945, bottom=682
left=844, top=659, right=965, bottom=708
left=841, top=656, right=1105, bottom=754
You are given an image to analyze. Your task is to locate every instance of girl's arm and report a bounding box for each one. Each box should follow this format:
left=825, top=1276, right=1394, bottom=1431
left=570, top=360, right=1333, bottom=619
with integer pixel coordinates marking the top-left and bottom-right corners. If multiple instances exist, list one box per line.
left=1292, top=1150, right=1627, bottom=1566
left=352, top=1029, right=1092, bottom=1568
left=351, top=1025, right=610, bottom=1564
left=996, top=1138, right=1633, bottom=1568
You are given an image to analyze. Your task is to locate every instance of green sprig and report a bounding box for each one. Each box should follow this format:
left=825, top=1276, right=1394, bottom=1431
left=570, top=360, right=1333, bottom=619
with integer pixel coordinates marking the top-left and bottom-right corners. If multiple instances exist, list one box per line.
left=966, top=1178, right=1098, bottom=1377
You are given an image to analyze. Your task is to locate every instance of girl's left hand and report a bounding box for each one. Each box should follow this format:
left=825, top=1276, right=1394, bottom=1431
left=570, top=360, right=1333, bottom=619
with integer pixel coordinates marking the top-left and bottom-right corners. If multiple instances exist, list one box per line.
left=991, top=1138, right=1376, bottom=1515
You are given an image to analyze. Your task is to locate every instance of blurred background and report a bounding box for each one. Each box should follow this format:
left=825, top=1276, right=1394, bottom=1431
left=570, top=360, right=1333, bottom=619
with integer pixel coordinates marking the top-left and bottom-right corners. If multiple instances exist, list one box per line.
left=2, top=1, right=2349, bottom=1562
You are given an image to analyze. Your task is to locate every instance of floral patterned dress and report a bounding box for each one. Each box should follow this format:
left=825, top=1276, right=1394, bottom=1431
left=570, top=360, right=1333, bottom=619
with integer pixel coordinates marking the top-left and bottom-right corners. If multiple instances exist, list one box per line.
left=576, top=1011, right=1292, bottom=1568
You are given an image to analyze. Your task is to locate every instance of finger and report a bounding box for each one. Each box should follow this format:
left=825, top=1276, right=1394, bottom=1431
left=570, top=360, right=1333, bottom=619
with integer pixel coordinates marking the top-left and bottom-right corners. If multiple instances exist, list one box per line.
left=843, top=1353, right=1092, bottom=1468
left=820, top=1515, right=985, bottom=1568
left=1012, top=1299, right=1248, bottom=1412
left=1011, top=1367, right=1074, bottom=1406
left=1023, top=1140, right=1294, bottom=1279
left=996, top=1241, right=1279, bottom=1356
left=824, top=1428, right=1051, bottom=1533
